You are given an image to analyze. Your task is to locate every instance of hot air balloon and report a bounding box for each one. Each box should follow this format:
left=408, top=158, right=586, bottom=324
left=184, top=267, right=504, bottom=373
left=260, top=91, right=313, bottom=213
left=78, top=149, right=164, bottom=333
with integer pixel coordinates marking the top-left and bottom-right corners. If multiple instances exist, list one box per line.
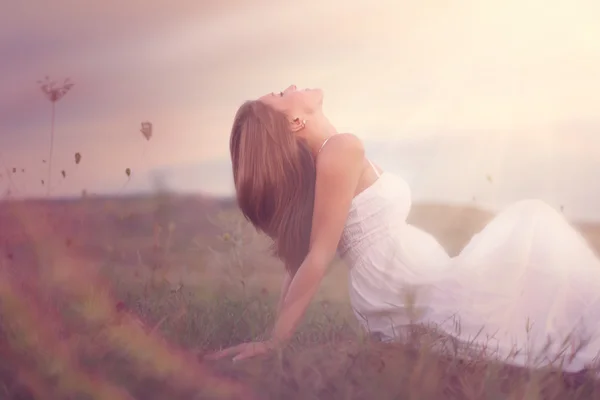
left=125, top=168, right=131, bottom=178
left=74, top=152, right=82, bottom=164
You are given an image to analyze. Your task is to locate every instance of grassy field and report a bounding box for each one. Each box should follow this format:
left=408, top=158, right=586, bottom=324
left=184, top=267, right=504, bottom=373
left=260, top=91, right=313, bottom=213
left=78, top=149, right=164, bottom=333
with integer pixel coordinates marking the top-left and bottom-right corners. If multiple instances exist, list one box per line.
left=1, top=192, right=600, bottom=399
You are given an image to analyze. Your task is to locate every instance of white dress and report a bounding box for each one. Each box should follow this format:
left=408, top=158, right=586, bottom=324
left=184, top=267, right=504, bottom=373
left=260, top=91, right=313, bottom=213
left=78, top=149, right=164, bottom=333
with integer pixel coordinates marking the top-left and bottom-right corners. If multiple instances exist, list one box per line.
left=338, top=164, right=600, bottom=372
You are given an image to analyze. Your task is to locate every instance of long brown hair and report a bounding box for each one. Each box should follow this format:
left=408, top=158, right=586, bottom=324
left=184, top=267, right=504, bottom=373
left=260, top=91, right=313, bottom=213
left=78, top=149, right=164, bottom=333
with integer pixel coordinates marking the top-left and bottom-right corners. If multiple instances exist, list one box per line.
left=229, top=100, right=316, bottom=275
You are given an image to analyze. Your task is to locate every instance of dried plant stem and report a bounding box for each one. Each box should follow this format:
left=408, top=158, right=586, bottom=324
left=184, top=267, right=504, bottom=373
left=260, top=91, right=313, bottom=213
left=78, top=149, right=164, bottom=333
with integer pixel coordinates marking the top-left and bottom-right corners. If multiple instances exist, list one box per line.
left=37, top=76, right=74, bottom=197
left=47, top=101, right=56, bottom=196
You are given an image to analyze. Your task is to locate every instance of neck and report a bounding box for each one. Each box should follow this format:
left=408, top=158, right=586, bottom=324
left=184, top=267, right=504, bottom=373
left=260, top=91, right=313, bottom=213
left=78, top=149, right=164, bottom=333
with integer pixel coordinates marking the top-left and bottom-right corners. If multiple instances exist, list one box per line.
left=302, top=113, right=338, bottom=157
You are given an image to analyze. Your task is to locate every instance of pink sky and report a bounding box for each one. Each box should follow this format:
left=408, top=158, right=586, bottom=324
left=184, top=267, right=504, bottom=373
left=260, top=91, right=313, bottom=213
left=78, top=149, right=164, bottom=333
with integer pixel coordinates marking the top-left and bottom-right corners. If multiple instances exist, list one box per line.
left=2, top=0, right=600, bottom=220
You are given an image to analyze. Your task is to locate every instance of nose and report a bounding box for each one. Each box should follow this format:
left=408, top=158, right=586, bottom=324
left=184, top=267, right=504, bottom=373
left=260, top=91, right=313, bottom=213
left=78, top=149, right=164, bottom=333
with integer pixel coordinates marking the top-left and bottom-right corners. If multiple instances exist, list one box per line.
left=285, top=85, right=297, bottom=92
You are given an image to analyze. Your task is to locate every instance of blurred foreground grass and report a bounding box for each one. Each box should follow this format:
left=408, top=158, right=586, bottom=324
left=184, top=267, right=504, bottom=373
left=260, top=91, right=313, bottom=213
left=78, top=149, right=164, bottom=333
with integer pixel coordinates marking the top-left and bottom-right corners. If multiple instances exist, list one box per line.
left=1, top=194, right=600, bottom=399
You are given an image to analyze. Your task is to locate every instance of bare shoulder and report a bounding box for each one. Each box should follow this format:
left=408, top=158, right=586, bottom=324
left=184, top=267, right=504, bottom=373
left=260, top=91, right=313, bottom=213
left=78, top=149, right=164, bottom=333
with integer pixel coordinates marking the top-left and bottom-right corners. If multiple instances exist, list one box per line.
left=317, top=133, right=364, bottom=171
left=323, top=133, right=363, bottom=152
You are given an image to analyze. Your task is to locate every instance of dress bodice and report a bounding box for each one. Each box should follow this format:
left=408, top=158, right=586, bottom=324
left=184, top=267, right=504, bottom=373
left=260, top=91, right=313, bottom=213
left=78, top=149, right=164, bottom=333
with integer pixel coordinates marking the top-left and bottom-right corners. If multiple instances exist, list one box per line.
left=338, top=172, right=413, bottom=260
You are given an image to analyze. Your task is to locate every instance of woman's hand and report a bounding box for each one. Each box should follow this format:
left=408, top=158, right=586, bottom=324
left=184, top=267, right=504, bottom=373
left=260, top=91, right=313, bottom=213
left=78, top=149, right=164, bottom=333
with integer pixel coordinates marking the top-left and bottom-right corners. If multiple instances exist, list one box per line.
left=205, top=340, right=276, bottom=362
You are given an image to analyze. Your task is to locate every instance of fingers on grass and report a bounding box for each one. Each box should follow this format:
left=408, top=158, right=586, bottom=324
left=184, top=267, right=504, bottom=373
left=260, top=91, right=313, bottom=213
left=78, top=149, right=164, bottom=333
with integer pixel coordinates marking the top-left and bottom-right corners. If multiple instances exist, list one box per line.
left=205, top=344, right=246, bottom=360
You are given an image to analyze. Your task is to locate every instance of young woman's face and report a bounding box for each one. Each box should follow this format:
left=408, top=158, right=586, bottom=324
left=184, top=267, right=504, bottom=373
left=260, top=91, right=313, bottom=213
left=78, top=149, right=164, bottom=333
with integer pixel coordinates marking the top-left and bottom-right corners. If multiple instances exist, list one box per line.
left=258, top=84, right=323, bottom=118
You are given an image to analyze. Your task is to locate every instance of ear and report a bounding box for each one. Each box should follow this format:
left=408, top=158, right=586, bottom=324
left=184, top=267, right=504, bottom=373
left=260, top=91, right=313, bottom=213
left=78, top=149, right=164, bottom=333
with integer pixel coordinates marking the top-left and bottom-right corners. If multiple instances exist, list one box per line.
left=290, top=117, right=306, bottom=133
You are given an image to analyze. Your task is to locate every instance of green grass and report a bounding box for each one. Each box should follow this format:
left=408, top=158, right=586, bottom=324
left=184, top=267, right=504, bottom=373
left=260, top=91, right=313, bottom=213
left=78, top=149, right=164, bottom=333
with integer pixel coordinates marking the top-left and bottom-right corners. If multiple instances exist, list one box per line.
left=0, top=196, right=600, bottom=399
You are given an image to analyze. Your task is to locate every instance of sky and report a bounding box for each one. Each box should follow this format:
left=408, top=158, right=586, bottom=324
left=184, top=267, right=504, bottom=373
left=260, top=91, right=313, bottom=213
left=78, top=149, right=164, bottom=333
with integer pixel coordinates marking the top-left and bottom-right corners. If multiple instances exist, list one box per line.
left=1, top=0, right=600, bottom=221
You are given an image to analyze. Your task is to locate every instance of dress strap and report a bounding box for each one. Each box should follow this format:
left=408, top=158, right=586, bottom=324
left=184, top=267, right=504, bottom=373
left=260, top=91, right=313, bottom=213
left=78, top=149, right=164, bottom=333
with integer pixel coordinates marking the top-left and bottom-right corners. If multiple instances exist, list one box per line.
left=318, top=136, right=333, bottom=153
left=368, top=158, right=381, bottom=177
left=318, top=135, right=380, bottom=177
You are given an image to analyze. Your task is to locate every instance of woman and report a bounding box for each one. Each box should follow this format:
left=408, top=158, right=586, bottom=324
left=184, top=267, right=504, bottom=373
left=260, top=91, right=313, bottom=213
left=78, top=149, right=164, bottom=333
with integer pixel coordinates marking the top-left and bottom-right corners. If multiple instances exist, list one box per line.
left=209, top=85, right=600, bottom=372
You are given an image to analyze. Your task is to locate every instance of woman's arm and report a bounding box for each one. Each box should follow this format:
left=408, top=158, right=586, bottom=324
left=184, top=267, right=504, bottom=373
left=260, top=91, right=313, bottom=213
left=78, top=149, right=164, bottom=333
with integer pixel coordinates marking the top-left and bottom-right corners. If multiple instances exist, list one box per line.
left=270, top=134, right=366, bottom=344
left=207, top=134, right=365, bottom=361
left=276, top=269, right=293, bottom=316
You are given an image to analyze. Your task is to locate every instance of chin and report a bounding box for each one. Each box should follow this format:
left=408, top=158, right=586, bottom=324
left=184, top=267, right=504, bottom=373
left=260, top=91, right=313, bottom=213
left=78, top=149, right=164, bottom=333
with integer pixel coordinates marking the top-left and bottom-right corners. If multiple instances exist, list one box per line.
left=312, top=88, right=324, bottom=105
left=301, top=88, right=324, bottom=112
